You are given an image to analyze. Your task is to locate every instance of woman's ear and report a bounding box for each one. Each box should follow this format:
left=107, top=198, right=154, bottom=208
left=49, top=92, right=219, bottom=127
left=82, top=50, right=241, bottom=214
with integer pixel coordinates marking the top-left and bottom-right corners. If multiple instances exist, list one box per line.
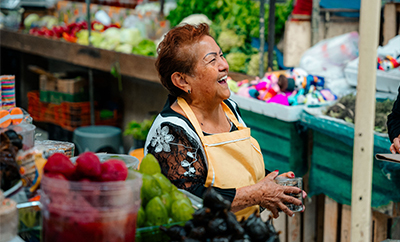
left=171, top=72, right=189, bottom=92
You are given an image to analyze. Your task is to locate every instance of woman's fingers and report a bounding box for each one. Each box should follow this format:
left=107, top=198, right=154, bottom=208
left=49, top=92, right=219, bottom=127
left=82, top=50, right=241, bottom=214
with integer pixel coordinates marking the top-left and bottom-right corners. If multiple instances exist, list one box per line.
left=277, top=202, right=294, bottom=217
left=278, top=171, right=295, bottom=178
left=390, top=143, right=396, bottom=154
left=282, top=186, right=302, bottom=195
left=393, top=138, right=400, bottom=153
left=269, top=206, right=280, bottom=219
left=302, top=191, right=307, bottom=199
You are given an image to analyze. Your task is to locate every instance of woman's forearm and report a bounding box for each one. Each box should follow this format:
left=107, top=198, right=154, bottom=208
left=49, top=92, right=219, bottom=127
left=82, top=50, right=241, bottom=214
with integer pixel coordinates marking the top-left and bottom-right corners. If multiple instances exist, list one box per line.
left=230, top=183, right=260, bottom=213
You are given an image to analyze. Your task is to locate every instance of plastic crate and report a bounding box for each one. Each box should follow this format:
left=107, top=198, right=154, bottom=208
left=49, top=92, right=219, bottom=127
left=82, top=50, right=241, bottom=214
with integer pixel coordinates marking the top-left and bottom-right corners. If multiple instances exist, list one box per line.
left=300, top=112, right=400, bottom=207
left=28, top=91, right=121, bottom=131
left=239, top=109, right=308, bottom=176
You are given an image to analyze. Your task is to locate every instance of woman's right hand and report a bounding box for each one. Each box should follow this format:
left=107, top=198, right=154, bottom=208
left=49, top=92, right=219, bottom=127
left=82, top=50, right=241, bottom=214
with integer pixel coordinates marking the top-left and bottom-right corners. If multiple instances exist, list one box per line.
left=255, top=170, right=303, bottom=218
left=390, top=136, right=400, bottom=154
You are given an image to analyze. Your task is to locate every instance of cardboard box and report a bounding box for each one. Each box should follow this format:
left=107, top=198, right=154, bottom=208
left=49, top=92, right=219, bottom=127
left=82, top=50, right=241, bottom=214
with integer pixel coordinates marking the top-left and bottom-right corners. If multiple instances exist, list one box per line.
left=57, top=77, right=86, bottom=94
left=39, top=75, right=56, bottom=91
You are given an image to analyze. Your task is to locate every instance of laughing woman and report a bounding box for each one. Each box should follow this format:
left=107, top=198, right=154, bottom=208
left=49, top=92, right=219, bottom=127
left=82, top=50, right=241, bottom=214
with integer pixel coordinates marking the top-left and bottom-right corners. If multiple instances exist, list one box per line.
left=144, top=23, right=305, bottom=220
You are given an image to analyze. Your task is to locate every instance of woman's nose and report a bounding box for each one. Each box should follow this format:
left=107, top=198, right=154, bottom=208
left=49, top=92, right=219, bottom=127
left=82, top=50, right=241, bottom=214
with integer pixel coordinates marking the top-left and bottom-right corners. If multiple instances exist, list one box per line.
left=219, top=58, right=229, bottom=72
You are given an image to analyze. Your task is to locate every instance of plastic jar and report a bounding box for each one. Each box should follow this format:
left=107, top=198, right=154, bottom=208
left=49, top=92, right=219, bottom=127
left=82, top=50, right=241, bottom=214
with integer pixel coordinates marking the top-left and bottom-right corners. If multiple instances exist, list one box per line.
left=40, top=172, right=142, bottom=242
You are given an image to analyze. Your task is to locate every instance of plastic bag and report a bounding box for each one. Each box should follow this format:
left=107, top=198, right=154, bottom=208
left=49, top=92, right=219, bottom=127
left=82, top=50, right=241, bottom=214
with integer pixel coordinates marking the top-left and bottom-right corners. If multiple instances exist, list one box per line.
left=299, top=32, right=359, bottom=79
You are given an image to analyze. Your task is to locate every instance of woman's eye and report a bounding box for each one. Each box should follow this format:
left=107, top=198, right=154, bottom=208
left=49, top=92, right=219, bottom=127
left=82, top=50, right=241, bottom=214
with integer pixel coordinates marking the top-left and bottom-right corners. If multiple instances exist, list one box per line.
left=210, top=58, right=216, bottom=63
left=220, top=54, right=224, bottom=58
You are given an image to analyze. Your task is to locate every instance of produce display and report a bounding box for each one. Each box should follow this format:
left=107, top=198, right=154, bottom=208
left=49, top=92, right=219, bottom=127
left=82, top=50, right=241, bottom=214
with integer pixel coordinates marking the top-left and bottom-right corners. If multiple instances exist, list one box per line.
left=324, top=94, right=395, bottom=133
left=137, top=154, right=195, bottom=228
left=161, top=187, right=280, bottom=242
left=24, top=14, right=157, bottom=57
left=40, top=152, right=141, bottom=242
left=168, top=0, right=293, bottom=75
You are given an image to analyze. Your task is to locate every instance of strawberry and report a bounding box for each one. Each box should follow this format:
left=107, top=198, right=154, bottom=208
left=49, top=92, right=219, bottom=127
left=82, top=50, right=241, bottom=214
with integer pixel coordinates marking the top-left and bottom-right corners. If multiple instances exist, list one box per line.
left=44, top=153, right=76, bottom=178
left=76, top=152, right=101, bottom=179
left=99, top=159, right=128, bottom=182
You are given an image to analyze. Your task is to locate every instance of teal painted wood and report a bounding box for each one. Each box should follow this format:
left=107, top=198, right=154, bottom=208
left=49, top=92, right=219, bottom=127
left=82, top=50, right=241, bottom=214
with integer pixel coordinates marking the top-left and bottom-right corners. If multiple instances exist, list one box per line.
left=301, top=113, right=400, bottom=207
left=239, top=109, right=307, bottom=176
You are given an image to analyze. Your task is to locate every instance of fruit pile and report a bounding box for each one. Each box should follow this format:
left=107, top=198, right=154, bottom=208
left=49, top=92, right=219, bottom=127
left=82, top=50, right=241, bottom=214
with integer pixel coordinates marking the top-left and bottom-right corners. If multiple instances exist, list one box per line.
left=28, top=20, right=120, bottom=43
left=161, top=188, right=280, bottom=242
left=44, top=152, right=127, bottom=181
left=41, top=152, right=140, bottom=242
left=137, top=154, right=195, bottom=228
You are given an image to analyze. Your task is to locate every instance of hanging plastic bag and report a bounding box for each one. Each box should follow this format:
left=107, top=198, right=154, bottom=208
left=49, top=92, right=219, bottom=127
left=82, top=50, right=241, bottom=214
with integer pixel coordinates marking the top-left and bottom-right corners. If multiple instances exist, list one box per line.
left=299, top=32, right=359, bottom=79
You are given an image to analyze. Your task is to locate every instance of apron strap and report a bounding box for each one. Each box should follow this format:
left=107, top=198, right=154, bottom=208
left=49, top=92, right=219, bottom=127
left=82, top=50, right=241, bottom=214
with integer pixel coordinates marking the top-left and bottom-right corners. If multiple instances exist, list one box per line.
left=177, top=97, right=244, bottom=138
left=177, top=97, right=205, bottom=139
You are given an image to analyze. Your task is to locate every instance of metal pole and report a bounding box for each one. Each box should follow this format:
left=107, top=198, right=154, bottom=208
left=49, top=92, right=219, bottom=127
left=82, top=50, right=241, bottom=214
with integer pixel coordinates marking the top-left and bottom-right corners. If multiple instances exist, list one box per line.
left=85, top=0, right=95, bottom=126
left=311, top=0, right=320, bottom=46
left=267, top=0, right=276, bottom=71
left=259, top=0, right=265, bottom=77
left=351, top=0, right=381, bottom=241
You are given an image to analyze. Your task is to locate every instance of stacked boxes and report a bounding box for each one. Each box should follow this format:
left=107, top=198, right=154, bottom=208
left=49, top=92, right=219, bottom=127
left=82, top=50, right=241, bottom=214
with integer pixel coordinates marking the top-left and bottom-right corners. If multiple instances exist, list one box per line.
left=39, top=74, right=87, bottom=104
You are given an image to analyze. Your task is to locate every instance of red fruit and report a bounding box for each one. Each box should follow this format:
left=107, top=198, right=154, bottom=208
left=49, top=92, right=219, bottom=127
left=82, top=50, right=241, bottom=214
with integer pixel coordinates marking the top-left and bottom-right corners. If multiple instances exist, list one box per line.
left=99, top=159, right=128, bottom=182
left=76, top=152, right=102, bottom=178
left=44, top=153, right=76, bottom=178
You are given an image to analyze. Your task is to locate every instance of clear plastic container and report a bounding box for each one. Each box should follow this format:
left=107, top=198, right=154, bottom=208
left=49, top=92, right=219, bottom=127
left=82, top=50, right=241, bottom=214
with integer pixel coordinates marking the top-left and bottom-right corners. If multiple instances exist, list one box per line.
left=275, top=177, right=303, bottom=212
left=70, top=153, right=140, bottom=169
left=34, top=140, right=75, bottom=158
left=40, top=171, right=142, bottom=242
left=7, top=123, right=36, bottom=150
left=0, top=198, right=18, bottom=242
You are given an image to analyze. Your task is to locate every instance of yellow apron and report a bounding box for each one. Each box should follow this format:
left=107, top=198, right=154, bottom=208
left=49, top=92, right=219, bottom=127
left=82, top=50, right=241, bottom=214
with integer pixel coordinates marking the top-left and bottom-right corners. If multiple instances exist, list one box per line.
left=177, top=97, right=265, bottom=220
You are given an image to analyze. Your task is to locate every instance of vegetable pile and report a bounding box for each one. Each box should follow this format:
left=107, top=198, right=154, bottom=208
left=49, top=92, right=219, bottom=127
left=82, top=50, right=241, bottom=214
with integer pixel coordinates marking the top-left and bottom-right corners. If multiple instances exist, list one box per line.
left=24, top=14, right=157, bottom=57
left=168, top=0, right=293, bottom=75
left=137, top=154, right=195, bottom=228
left=324, top=94, right=395, bottom=133
left=161, top=187, right=280, bottom=242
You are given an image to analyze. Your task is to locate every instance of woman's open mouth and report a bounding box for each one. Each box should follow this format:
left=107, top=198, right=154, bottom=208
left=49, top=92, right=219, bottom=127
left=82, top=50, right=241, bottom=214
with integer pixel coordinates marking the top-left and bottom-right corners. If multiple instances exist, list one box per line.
left=218, top=75, right=228, bottom=84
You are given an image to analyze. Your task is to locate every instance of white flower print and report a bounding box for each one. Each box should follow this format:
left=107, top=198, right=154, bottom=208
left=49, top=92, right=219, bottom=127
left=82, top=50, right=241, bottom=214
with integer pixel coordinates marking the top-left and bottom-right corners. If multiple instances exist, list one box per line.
left=150, top=126, right=174, bottom=153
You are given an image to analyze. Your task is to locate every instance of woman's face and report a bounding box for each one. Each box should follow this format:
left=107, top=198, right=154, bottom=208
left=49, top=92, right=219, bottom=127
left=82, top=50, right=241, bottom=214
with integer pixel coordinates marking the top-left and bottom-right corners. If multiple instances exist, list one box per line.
left=187, top=35, right=230, bottom=104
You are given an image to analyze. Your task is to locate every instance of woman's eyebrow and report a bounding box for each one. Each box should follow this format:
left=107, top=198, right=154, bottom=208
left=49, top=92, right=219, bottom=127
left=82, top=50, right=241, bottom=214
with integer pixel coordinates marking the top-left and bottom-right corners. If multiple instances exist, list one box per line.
left=203, top=52, right=217, bottom=60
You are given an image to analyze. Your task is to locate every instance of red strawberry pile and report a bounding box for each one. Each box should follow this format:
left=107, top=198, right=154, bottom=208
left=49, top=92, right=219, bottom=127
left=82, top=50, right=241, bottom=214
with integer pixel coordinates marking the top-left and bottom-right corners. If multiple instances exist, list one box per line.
left=44, top=151, right=128, bottom=182
left=41, top=152, right=137, bottom=242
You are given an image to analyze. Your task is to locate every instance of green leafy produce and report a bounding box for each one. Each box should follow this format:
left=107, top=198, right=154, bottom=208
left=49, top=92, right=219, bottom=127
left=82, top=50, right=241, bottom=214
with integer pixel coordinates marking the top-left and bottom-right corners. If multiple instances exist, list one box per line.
left=132, top=39, right=157, bottom=57
left=324, top=94, right=395, bottom=133
left=225, top=52, right=248, bottom=73
left=246, top=53, right=268, bottom=76
left=217, top=29, right=245, bottom=53
left=115, top=43, right=133, bottom=54
left=124, top=116, right=155, bottom=141
left=119, top=28, right=143, bottom=46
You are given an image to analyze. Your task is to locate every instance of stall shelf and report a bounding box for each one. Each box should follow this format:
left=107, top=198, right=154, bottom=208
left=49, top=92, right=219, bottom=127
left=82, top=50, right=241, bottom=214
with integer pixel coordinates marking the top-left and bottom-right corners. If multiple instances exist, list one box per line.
left=300, top=112, right=400, bottom=208
left=0, top=29, right=251, bottom=83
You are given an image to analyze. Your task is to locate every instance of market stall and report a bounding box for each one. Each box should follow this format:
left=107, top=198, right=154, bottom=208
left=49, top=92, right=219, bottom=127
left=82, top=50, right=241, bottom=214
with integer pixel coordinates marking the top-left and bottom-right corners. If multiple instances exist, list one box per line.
left=2, top=0, right=400, bottom=241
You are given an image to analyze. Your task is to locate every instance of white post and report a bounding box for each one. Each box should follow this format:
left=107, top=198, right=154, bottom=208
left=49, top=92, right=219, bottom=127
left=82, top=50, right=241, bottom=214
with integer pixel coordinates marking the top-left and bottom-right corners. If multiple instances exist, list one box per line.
left=351, top=0, right=381, bottom=241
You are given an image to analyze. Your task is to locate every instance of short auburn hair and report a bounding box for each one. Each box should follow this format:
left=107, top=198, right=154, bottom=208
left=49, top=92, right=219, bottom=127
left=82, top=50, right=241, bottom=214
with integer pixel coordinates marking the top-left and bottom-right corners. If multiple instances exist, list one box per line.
left=155, top=23, right=211, bottom=97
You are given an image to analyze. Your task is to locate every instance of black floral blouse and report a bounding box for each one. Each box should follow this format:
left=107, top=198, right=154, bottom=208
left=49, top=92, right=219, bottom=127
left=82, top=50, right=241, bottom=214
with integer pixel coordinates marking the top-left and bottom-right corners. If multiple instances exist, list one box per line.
left=144, top=95, right=246, bottom=202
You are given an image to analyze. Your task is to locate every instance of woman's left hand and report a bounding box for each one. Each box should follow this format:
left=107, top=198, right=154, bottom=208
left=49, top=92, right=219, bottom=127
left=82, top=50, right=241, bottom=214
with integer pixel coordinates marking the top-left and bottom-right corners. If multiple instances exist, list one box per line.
left=278, top=171, right=308, bottom=211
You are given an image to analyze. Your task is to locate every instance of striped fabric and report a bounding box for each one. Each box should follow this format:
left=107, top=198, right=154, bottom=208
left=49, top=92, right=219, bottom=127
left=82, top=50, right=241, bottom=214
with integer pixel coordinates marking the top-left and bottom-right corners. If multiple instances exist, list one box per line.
left=1, top=75, right=16, bottom=110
